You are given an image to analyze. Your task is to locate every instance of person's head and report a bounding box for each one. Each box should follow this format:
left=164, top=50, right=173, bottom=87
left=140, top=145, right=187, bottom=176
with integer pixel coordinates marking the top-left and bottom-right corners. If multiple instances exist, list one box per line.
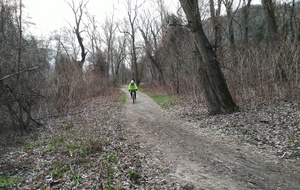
left=130, top=80, right=134, bottom=84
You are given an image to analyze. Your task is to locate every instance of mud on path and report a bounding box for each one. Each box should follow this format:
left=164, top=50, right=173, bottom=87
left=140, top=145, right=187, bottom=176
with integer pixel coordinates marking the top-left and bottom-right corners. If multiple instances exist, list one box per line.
left=122, top=88, right=300, bottom=189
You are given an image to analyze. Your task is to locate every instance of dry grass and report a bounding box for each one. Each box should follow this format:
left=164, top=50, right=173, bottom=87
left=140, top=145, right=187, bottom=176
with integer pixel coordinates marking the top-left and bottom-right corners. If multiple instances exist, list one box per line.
left=139, top=82, right=172, bottom=95
left=0, top=92, right=147, bottom=189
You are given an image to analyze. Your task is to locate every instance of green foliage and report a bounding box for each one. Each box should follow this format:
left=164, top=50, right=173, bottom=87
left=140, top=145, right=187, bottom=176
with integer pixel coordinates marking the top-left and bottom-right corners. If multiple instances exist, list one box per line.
left=118, top=133, right=126, bottom=141
left=135, top=154, right=140, bottom=160
left=187, top=115, right=199, bottom=122
left=107, top=152, right=118, bottom=163
left=47, top=134, right=65, bottom=153
left=67, top=142, right=81, bottom=157
left=0, top=175, right=20, bottom=189
left=287, top=138, right=297, bottom=147
left=128, top=170, right=140, bottom=182
left=24, top=141, right=35, bottom=150
left=69, top=172, right=83, bottom=185
left=119, top=92, right=127, bottom=104
left=36, top=137, right=49, bottom=146
left=104, top=186, right=115, bottom=190
left=51, top=162, right=83, bottom=185
left=137, top=87, right=145, bottom=93
left=159, top=168, right=170, bottom=173
left=147, top=93, right=176, bottom=110
left=51, top=163, right=71, bottom=179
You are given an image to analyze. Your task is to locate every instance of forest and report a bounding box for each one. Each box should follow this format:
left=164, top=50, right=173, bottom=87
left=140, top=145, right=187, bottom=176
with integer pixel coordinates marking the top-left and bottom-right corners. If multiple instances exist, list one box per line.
left=1, top=0, right=300, bottom=189
left=1, top=0, right=299, bottom=133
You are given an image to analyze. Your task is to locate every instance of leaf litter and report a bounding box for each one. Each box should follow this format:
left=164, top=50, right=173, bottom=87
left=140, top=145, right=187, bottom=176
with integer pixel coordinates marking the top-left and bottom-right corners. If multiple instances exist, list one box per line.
left=0, top=96, right=147, bottom=189
left=1, top=92, right=300, bottom=189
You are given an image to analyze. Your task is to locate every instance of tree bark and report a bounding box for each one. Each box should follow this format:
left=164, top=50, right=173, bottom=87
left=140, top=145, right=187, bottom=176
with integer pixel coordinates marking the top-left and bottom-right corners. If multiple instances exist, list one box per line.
left=179, top=0, right=238, bottom=114
left=224, top=0, right=238, bottom=66
left=261, top=0, right=278, bottom=43
left=125, top=0, right=140, bottom=85
left=289, top=0, right=296, bottom=41
left=139, top=28, right=165, bottom=85
left=242, top=0, right=252, bottom=44
left=67, top=0, right=88, bottom=70
left=209, top=0, right=222, bottom=52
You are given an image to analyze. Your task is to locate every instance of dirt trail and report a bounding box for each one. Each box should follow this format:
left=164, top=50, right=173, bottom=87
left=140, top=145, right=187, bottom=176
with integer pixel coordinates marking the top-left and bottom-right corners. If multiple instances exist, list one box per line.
left=122, top=89, right=300, bottom=189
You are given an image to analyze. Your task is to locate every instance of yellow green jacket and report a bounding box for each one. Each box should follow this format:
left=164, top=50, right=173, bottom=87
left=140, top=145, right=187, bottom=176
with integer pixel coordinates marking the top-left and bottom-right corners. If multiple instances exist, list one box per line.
left=128, top=83, right=138, bottom=91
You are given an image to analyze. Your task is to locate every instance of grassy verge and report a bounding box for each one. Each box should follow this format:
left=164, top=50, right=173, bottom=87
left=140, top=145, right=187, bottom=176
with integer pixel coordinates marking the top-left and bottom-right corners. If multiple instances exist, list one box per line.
left=147, top=93, right=176, bottom=110
left=119, top=91, right=127, bottom=104
left=0, top=175, right=21, bottom=189
left=138, top=84, right=177, bottom=110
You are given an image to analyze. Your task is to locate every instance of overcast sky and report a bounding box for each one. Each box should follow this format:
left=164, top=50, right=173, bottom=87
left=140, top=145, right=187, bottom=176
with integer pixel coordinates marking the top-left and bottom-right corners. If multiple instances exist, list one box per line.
left=23, top=0, right=261, bottom=37
left=23, top=0, right=118, bottom=36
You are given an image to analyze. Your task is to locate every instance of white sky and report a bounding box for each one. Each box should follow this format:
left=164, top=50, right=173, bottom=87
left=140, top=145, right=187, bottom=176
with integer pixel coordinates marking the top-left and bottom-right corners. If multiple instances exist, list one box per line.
left=23, top=0, right=261, bottom=37
left=23, top=0, right=118, bottom=36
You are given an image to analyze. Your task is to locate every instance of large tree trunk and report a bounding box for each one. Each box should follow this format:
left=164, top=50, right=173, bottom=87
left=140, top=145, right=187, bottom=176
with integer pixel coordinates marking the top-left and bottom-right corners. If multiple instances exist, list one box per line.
left=179, top=0, right=238, bottom=114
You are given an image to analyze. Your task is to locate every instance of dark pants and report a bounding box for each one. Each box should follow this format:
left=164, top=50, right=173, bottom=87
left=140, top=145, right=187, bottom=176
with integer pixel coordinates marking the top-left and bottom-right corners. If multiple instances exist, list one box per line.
left=130, top=90, right=136, bottom=98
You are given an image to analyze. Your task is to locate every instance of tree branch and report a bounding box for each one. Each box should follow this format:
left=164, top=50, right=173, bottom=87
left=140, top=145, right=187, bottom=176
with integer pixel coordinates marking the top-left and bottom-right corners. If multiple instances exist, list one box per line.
left=0, top=67, right=39, bottom=81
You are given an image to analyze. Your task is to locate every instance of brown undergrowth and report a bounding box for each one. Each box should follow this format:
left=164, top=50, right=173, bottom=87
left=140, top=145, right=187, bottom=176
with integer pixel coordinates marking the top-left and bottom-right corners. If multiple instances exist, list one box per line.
left=0, top=87, right=146, bottom=189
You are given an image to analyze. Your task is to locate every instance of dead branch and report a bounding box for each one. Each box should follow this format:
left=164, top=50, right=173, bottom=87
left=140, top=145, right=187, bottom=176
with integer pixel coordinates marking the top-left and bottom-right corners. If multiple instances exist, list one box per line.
left=0, top=66, right=39, bottom=81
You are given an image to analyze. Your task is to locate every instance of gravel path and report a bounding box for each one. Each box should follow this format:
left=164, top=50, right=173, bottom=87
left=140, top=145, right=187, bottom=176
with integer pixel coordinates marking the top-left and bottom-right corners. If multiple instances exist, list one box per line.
left=122, top=88, right=300, bottom=189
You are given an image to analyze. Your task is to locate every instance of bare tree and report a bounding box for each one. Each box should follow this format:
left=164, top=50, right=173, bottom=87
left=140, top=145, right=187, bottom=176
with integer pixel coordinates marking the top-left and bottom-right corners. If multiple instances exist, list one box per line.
left=156, top=0, right=168, bottom=34
left=179, top=0, right=238, bottom=114
left=121, top=0, right=145, bottom=85
left=138, top=7, right=165, bottom=84
left=261, top=0, right=278, bottom=43
left=102, top=15, right=118, bottom=82
left=65, top=0, right=88, bottom=68
left=0, top=0, right=46, bottom=134
left=289, top=0, right=298, bottom=41
left=209, top=0, right=222, bottom=53
left=16, top=0, right=26, bottom=132
left=51, top=0, right=90, bottom=113
left=223, top=0, right=241, bottom=66
left=84, top=13, right=110, bottom=94
left=242, top=0, right=252, bottom=44
left=111, top=36, right=127, bottom=84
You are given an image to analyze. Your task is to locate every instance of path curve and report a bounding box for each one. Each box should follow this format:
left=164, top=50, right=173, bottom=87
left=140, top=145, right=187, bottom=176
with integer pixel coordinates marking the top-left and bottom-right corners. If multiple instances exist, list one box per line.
left=122, top=88, right=300, bottom=189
